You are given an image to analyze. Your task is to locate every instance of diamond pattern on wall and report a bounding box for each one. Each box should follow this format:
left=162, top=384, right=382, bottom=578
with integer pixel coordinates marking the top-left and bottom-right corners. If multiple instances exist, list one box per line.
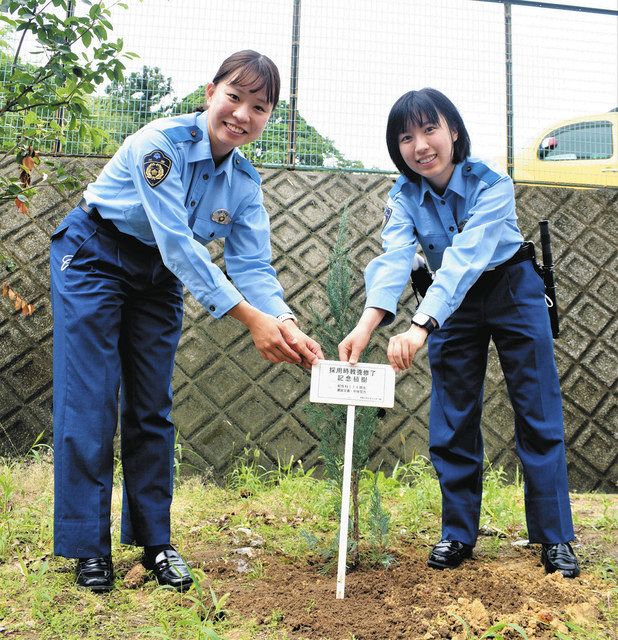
left=195, top=358, right=252, bottom=409
left=385, top=414, right=428, bottom=464
left=260, top=414, right=319, bottom=468
left=260, top=366, right=309, bottom=411
left=188, top=415, right=247, bottom=473
left=173, top=385, right=219, bottom=439
left=228, top=387, right=281, bottom=438
left=0, top=160, right=616, bottom=491
left=175, top=328, right=221, bottom=379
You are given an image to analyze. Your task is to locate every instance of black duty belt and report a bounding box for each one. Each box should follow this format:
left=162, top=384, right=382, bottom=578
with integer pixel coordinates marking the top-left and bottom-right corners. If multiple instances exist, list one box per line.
left=78, top=197, right=120, bottom=235
left=489, top=241, right=535, bottom=272
left=78, top=198, right=160, bottom=256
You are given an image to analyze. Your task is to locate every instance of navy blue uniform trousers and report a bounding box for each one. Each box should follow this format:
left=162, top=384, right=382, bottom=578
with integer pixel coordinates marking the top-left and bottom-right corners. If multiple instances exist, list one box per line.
left=50, top=207, right=184, bottom=558
left=427, top=258, right=574, bottom=547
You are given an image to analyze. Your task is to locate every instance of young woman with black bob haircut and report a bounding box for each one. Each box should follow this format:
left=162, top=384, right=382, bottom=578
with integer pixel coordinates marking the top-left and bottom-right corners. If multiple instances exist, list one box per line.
left=50, top=50, right=323, bottom=593
left=339, top=88, right=579, bottom=578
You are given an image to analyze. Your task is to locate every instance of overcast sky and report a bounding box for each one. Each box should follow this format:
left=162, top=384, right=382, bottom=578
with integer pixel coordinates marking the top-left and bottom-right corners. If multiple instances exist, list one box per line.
left=15, top=0, right=618, bottom=169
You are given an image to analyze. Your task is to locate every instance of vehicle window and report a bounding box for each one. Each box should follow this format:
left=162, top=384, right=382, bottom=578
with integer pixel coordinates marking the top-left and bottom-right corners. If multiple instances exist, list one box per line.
left=539, top=121, right=613, bottom=161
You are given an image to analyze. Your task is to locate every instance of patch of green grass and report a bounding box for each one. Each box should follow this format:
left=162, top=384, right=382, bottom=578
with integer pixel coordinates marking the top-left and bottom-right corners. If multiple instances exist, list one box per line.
left=480, top=463, right=527, bottom=538
left=451, top=613, right=529, bottom=639
left=0, top=452, right=616, bottom=639
left=223, top=451, right=339, bottom=559
left=368, top=457, right=442, bottom=545
left=575, top=493, right=618, bottom=541
left=555, top=620, right=618, bottom=640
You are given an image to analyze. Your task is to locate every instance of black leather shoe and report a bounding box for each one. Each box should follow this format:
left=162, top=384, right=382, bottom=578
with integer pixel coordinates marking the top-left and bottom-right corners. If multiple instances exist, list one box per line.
left=541, top=542, right=580, bottom=578
left=427, top=539, right=474, bottom=569
left=142, top=548, right=193, bottom=591
left=75, top=556, right=114, bottom=592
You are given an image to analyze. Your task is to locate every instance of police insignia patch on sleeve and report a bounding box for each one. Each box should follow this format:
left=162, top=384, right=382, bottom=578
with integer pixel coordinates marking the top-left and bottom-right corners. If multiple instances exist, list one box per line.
left=381, top=206, right=393, bottom=229
left=142, top=149, right=172, bottom=187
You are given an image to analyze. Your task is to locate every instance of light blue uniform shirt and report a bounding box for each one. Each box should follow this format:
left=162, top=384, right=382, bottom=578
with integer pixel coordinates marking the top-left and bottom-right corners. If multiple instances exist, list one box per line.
left=83, top=111, right=291, bottom=320
left=365, top=158, right=524, bottom=328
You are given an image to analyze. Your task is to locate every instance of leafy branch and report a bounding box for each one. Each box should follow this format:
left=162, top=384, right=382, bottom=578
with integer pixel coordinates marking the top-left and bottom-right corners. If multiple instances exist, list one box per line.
left=0, top=0, right=137, bottom=317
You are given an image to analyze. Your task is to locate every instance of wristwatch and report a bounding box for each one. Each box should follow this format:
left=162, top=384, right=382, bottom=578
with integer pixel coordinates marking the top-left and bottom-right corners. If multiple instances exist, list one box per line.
left=411, top=312, right=436, bottom=334
left=277, top=312, right=298, bottom=324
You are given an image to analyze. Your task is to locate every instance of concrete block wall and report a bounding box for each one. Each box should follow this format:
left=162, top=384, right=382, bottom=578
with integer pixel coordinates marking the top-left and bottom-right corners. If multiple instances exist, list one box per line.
left=1, top=159, right=616, bottom=491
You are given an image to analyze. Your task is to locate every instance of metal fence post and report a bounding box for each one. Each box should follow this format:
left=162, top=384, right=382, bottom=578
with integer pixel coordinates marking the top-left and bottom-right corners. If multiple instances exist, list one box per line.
left=287, top=0, right=301, bottom=168
left=504, top=1, right=514, bottom=179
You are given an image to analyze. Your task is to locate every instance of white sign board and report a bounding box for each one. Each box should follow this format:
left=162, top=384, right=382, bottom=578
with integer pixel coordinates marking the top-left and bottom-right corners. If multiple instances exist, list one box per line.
left=310, top=360, right=395, bottom=408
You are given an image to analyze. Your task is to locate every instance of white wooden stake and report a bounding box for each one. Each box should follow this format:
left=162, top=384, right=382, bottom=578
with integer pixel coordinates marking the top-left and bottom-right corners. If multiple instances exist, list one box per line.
left=309, top=360, right=395, bottom=600
left=336, top=404, right=356, bottom=599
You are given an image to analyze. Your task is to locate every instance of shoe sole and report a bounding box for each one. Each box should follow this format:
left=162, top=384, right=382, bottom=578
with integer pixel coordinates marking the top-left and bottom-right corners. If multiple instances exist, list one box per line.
left=152, top=578, right=193, bottom=592
left=77, top=583, right=114, bottom=592
left=543, top=564, right=580, bottom=579
left=427, top=558, right=467, bottom=570
left=143, top=568, right=193, bottom=592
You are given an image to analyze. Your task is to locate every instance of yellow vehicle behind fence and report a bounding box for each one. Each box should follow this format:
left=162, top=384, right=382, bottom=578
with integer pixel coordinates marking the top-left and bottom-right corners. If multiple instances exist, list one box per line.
left=514, top=111, right=618, bottom=188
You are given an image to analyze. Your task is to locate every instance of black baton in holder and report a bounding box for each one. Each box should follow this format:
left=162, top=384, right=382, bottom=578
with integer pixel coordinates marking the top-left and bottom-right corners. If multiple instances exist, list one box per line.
left=539, top=220, right=559, bottom=338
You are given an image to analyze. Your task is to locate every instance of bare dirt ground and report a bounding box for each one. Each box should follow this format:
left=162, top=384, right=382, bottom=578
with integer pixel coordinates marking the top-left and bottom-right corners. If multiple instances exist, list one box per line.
left=174, top=495, right=617, bottom=640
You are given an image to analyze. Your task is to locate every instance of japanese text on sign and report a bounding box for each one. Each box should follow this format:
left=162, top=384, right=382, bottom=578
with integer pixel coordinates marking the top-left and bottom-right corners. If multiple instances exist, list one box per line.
left=310, top=360, right=395, bottom=408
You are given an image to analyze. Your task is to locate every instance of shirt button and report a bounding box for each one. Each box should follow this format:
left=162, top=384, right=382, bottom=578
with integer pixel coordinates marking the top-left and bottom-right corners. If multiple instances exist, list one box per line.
left=235, top=158, right=240, bottom=165
left=449, top=226, right=455, bottom=232
left=191, top=130, right=197, bottom=137
left=203, top=174, right=209, bottom=180
left=190, top=200, right=196, bottom=207
left=209, top=232, right=214, bottom=238
left=209, top=305, right=215, bottom=312
left=428, top=244, right=434, bottom=250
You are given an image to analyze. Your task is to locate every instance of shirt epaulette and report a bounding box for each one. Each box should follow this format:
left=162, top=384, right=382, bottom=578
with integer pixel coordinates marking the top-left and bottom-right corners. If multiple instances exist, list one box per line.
left=233, top=154, right=261, bottom=185
left=462, top=160, right=501, bottom=186
left=388, top=174, right=408, bottom=199
left=161, top=123, right=203, bottom=145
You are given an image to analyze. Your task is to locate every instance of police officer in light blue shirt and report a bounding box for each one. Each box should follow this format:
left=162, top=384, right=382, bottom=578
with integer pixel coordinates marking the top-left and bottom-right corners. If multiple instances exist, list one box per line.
left=339, top=89, right=580, bottom=578
left=50, top=51, right=323, bottom=593
left=363, top=156, right=524, bottom=328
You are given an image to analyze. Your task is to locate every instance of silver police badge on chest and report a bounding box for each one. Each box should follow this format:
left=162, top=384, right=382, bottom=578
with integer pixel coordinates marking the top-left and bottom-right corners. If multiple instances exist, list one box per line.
left=211, top=209, right=231, bottom=224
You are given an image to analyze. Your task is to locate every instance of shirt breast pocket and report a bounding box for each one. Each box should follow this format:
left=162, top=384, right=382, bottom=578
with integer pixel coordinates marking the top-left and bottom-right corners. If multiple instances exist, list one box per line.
left=419, top=233, right=449, bottom=265
left=192, top=214, right=234, bottom=243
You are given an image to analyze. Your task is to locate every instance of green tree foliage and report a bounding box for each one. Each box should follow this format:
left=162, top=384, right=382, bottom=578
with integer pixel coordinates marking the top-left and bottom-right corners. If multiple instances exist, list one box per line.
left=0, top=0, right=136, bottom=316
left=105, top=65, right=175, bottom=129
left=243, top=102, right=363, bottom=169
left=0, top=0, right=137, bottom=211
left=305, top=210, right=385, bottom=566
left=174, top=86, right=363, bottom=169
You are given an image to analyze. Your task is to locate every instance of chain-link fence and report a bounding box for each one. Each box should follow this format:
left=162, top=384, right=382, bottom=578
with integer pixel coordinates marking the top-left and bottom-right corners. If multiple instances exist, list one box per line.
left=2, top=0, right=617, bottom=186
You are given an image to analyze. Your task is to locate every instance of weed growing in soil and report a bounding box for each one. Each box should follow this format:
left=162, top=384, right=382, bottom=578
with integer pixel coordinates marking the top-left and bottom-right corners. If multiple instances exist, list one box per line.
left=0, top=451, right=615, bottom=639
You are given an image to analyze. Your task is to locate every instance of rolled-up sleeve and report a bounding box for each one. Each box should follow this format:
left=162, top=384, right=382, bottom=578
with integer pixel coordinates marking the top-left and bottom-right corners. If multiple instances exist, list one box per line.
left=127, top=130, right=243, bottom=318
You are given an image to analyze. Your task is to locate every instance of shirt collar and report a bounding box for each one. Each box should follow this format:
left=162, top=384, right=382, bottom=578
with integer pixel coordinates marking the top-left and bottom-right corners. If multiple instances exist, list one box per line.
left=417, top=161, right=466, bottom=205
left=417, top=178, right=431, bottom=206
left=189, top=111, right=236, bottom=186
left=216, top=149, right=236, bottom=186
left=446, top=162, right=466, bottom=198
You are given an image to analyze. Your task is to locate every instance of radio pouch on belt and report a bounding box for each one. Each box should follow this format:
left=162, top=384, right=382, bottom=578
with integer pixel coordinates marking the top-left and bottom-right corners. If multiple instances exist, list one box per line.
left=411, top=253, right=433, bottom=303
